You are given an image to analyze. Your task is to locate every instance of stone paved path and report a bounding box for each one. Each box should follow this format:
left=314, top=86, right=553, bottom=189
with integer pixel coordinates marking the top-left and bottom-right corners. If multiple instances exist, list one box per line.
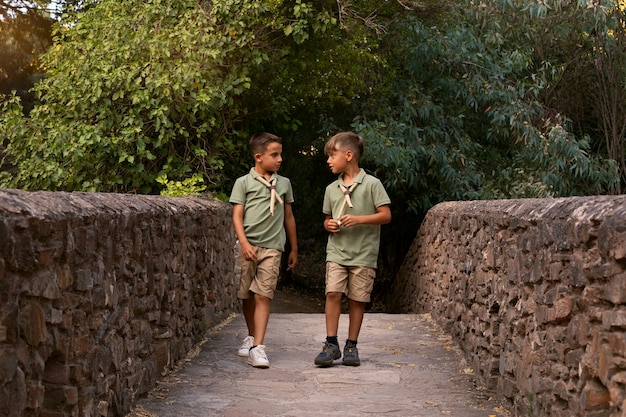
left=128, top=312, right=511, bottom=417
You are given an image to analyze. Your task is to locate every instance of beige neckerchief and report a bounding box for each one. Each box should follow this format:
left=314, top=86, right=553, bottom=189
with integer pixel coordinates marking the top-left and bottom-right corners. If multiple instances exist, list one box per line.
left=255, top=175, right=283, bottom=216
left=336, top=182, right=359, bottom=220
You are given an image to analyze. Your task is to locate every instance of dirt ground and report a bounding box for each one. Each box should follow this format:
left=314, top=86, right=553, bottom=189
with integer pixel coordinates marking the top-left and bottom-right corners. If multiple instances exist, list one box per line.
left=271, top=285, right=325, bottom=313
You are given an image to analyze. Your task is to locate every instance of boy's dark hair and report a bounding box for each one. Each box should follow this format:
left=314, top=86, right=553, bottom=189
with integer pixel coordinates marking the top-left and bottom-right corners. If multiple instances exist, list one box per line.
left=249, top=132, right=282, bottom=155
left=324, top=131, right=364, bottom=160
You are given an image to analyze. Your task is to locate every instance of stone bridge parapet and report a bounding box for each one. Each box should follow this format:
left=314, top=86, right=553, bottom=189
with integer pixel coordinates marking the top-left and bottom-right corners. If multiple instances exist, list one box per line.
left=391, top=196, right=626, bottom=417
left=0, top=189, right=238, bottom=417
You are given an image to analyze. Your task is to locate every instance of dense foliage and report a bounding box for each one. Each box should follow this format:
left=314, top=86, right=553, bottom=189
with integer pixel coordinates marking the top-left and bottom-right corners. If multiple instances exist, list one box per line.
left=354, top=8, right=618, bottom=215
left=0, top=0, right=340, bottom=192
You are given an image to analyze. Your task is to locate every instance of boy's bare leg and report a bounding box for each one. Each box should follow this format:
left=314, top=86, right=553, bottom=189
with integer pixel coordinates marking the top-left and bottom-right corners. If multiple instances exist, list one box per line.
left=314, top=292, right=343, bottom=366
left=325, top=292, right=343, bottom=337
left=347, top=299, right=365, bottom=341
left=253, top=293, right=271, bottom=345
left=242, top=297, right=255, bottom=336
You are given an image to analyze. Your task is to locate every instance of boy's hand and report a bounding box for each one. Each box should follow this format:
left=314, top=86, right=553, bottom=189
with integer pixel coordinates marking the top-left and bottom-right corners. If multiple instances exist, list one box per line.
left=327, top=218, right=342, bottom=233
left=337, top=214, right=358, bottom=228
left=240, top=241, right=257, bottom=262
left=286, top=251, right=298, bottom=271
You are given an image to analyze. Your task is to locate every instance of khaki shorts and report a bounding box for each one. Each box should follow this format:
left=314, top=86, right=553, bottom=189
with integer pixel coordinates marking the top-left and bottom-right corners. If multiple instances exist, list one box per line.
left=325, top=261, right=375, bottom=303
left=236, top=245, right=282, bottom=300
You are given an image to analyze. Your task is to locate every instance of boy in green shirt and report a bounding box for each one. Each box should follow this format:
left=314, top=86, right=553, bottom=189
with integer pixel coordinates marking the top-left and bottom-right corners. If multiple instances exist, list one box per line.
left=314, top=131, right=391, bottom=367
left=230, top=132, right=298, bottom=368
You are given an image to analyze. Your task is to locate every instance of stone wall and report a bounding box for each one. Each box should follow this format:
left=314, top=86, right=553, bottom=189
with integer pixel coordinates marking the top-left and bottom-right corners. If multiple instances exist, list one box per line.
left=390, top=196, right=626, bottom=417
left=0, top=189, right=238, bottom=417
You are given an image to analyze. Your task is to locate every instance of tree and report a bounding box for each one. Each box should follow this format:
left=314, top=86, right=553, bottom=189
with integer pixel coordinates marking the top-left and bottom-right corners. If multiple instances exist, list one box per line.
left=0, top=1, right=53, bottom=110
left=589, top=1, right=626, bottom=194
left=472, top=0, right=626, bottom=194
left=349, top=1, right=617, bottom=215
left=0, top=0, right=339, bottom=193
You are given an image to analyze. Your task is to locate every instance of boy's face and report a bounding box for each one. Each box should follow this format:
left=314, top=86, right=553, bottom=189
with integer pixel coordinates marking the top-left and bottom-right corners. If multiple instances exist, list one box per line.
left=326, top=148, right=352, bottom=174
left=255, top=142, right=283, bottom=175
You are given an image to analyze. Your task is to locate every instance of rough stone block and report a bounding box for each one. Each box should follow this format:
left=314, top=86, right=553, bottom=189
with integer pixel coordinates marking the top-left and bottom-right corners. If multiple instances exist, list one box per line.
left=43, top=362, right=70, bottom=385
left=580, top=380, right=611, bottom=411
left=603, top=311, right=626, bottom=329
left=19, top=299, right=46, bottom=347
left=63, top=385, right=78, bottom=405
left=0, top=357, right=17, bottom=392
left=74, top=269, right=94, bottom=292
left=553, top=297, right=574, bottom=321
left=39, top=410, right=65, bottom=417
left=608, top=371, right=626, bottom=407
left=26, top=381, right=46, bottom=410
left=605, top=272, right=626, bottom=305
left=97, top=400, right=108, bottom=417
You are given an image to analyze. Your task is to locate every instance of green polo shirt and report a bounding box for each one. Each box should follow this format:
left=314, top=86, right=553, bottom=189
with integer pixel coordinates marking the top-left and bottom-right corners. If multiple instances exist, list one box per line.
left=323, top=168, right=391, bottom=268
left=230, top=168, right=294, bottom=251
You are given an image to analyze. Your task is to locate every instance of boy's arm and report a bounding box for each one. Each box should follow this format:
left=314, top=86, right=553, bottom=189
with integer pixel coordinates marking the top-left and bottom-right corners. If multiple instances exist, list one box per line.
left=284, top=203, right=298, bottom=270
left=232, top=204, right=257, bottom=261
left=337, top=205, right=391, bottom=228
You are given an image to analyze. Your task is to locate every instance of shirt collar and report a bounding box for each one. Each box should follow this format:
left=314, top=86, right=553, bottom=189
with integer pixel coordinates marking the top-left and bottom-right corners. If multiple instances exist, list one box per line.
left=339, top=168, right=366, bottom=186
left=249, top=167, right=278, bottom=182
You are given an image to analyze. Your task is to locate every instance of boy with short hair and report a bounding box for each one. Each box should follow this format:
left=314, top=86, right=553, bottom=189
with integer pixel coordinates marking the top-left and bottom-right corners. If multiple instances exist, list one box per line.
left=314, top=131, right=391, bottom=367
left=230, top=132, right=298, bottom=368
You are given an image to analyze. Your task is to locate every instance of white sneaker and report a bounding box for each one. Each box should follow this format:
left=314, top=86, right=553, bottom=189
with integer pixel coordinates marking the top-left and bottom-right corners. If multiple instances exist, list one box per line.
left=238, top=335, right=254, bottom=357
left=247, top=345, right=270, bottom=368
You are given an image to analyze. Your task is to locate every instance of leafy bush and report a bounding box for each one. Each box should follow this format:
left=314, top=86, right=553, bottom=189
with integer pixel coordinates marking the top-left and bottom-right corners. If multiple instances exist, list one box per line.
left=1, top=0, right=275, bottom=193
left=352, top=11, right=617, bottom=215
left=156, top=173, right=206, bottom=197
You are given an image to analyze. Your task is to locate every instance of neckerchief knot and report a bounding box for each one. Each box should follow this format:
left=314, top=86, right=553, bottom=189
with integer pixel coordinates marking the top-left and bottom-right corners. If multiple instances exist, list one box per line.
left=336, top=182, right=358, bottom=220
left=255, top=176, right=283, bottom=216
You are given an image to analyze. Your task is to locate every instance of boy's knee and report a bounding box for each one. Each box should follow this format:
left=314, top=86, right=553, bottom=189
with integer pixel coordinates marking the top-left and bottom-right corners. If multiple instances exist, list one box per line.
left=326, top=292, right=342, bottom=301
left=254, top=293, right=271, bottom=303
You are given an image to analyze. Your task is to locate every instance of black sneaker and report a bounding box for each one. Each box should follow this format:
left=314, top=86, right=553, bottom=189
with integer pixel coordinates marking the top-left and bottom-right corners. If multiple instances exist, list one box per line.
left=314, top=341, right=341, bottom=367
left=342, top=340, right=360, bottom=366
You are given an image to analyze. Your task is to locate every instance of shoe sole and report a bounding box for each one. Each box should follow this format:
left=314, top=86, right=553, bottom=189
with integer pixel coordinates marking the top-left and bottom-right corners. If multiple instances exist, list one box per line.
left=314, top=354, right=341, bottom=367
left=248, top=360, right=269, bottom=368
left=342, top=359, right=360, bottom=366
left=237, top=350, right=249, bottom=357
left=314, top=359, right=334, bottom=367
